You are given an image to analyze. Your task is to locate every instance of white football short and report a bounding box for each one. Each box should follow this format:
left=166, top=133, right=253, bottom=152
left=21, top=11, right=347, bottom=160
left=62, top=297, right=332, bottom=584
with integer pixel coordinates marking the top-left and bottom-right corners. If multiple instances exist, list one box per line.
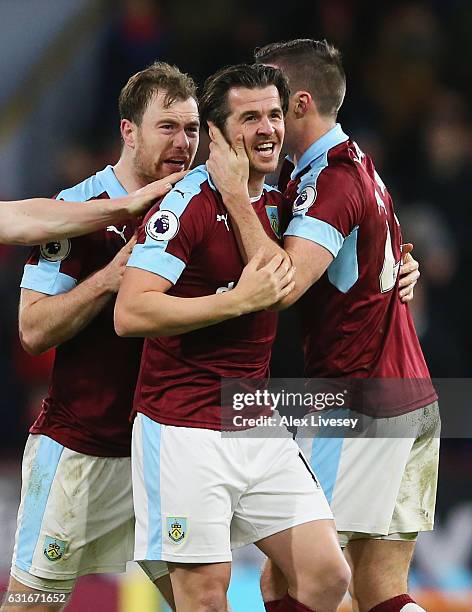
left=132, top=413, right=332, bottom=563
left=296, top=402, right=440, bottom=547
left=11, top=434, right=167, bottom=592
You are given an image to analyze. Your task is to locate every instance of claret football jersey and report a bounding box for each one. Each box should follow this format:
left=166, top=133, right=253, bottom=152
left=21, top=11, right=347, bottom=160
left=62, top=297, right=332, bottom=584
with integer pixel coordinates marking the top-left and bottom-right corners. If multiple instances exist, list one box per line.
left=128, top=165, right=289, bottom=429
left=283, top=124, right=436, bottom=415
left=20, top=166, right=143, bottom=456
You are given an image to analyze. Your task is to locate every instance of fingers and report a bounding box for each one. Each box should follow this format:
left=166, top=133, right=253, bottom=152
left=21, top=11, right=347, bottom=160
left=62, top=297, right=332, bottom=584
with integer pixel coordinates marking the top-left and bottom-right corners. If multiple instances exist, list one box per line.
left=401, top=242, right=414, bottom=256
left=126, top=234, right=137, bottom=251
left=278, top=265, right=296, bottom=291
left=207, top=122, right=229, bottom=147
left=164, top=170, right=188, bottom=185
left=398, top=267, right=420, bottom=288
left=400, top=285, right=415, bottom=302
left=263, top=253, right=284, bottom=274
left=279, top=280, right=296, bottom=299
left=234, top=134, right=246, bottom=153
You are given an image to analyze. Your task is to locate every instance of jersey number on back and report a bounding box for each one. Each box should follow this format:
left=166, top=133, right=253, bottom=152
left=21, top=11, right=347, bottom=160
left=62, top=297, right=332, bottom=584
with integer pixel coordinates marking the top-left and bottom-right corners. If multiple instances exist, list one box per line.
left=375, top=173, right=400, bottom=293
left=379, top=221, right=400, bottom=292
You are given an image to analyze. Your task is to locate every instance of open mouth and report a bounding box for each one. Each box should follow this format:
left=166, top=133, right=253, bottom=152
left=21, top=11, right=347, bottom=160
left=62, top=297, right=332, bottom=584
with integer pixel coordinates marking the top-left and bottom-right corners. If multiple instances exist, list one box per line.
left=254, top=143, right=276, bottom=158
left=163, top=159, right=187, bottom=170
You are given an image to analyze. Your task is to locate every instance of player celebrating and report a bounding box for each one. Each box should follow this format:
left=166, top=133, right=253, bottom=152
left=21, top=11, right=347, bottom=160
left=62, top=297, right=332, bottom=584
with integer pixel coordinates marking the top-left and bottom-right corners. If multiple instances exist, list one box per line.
left=206, top=41, right=438, bottom=612
left=4, top=62, right=204, bottom=612
left=0, top=180, right=178, bottom=245
left=115, top=63, right=351, bottom=612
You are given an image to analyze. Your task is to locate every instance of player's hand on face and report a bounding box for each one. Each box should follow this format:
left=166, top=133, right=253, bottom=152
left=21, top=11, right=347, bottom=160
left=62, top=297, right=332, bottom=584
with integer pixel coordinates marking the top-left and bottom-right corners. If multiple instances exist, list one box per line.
left=399, top=243, right=420, bottom=303
left=127, top=171, right=188, bottom=216
left=103, top=234, right=137, bottom=293
left=235, top=248, right=295, bottom=312
left=206, top=121, right=249, bottom=203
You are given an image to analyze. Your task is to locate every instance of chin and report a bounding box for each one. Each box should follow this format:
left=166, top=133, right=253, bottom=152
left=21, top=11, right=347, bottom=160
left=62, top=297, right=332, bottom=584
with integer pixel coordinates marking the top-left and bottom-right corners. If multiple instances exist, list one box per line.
left=255, top=162, right=278, bottom=176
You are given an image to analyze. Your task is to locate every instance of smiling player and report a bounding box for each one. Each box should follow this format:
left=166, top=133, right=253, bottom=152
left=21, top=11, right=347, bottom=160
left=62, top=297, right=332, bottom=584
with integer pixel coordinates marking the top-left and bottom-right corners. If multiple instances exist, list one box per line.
left=115, top=63, right=350, bottom=612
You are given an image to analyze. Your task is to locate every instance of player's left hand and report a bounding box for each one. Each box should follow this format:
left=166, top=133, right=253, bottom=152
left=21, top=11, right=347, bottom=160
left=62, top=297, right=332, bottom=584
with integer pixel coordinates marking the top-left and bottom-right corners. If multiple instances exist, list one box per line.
left=399, top=243, right=420, bottom=303
left=126, top=171, right=188, bottom=216
left=207, top=121, right=250, bottom=204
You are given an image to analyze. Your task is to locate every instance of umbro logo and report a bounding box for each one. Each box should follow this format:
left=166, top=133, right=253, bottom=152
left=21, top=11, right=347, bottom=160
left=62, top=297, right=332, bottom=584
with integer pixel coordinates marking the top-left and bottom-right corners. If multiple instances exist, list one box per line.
left=216, top=214, right=230, bottom=231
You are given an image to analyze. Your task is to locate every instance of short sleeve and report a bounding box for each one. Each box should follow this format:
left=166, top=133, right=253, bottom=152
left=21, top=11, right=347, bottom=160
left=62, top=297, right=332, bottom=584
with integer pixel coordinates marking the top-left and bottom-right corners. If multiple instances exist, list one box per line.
left=20, top=236, right=83, bottom=295
left=128, top=189, right=208, bottom=285
left=284, top=164, right=364, bottom=257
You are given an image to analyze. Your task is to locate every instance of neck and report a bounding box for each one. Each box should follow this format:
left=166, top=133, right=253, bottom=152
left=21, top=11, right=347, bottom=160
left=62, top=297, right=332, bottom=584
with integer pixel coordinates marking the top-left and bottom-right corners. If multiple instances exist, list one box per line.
left=247, top=172, right=265, bottom=198
left=292, top=115, right=336, bottom=167
left=113, top=150, right=147, bottom=193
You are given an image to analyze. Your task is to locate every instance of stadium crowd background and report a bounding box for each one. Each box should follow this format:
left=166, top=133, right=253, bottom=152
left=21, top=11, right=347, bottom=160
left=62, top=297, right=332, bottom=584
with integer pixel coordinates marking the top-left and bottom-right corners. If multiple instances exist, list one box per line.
left=0, top=1, right=471, bottom=610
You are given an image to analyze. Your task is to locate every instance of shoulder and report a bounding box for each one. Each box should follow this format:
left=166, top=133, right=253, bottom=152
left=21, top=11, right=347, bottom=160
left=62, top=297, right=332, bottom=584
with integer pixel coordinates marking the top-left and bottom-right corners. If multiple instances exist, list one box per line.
left=159, top=165, right=216, bottom=215
left=56, top=167, right=111, bottom=202
left=299, top=142, right=362, bottom=202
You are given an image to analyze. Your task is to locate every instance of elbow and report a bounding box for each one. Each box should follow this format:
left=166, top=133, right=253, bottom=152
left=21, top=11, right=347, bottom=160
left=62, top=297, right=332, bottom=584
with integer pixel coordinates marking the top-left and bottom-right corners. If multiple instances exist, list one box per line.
left=19, top=327, right=49, bottom=356
left=114, top=308, right=133, bottom=337
left=114, top=303, right=145, bottom=337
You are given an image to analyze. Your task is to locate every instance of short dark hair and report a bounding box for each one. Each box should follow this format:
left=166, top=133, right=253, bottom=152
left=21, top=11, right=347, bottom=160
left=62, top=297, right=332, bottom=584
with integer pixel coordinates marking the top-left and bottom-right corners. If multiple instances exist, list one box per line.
left=119, top=61, right=197, bottom=125
left=199, top=63, right=290, bottom=134
left=255, top=39, right=346, bottom=118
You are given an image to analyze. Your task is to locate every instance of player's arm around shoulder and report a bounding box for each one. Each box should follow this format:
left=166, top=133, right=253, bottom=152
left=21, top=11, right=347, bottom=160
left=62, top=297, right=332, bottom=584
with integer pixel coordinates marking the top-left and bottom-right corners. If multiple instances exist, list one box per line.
left=268, top=236, right=333, bottom=310
left=0, top=173, right=184, bottom=245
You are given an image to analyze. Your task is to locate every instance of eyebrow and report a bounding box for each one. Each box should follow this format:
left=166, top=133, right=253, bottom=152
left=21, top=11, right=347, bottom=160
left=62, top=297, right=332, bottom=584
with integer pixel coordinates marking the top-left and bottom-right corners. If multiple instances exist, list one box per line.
left=239, top=107, right=283, bottom=119
left=157, top=118, right=200, bottom=127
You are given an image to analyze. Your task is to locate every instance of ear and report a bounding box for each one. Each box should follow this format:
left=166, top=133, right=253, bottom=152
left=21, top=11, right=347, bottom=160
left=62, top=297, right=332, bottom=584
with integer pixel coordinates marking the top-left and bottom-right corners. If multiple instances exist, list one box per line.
left=292, top=91, right=312, bottom=118
left=120, top=119, right=137, bottom=149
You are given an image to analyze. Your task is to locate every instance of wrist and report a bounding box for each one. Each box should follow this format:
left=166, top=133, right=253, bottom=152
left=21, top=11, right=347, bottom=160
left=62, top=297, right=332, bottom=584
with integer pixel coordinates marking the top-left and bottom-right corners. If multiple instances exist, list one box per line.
left=222, top=190, right=250, bottom=209
left=113, top=196, right=131, bottom=219
left=87, top=267, right=114, bottom=296
left=221, top=286, right=248, bottom=318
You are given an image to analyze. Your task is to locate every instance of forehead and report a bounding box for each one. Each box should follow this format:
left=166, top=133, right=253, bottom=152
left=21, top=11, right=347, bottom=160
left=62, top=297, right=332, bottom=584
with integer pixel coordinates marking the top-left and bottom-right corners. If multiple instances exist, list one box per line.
left=142, top=90, right=199, bottom=123
left=226, top=85, right=282, bottom=115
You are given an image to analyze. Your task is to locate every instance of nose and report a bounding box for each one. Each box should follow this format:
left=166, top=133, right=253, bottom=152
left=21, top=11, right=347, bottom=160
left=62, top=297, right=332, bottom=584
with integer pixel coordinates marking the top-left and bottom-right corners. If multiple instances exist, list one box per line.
left=257, top=116, right=275, bottom=136
left=173, top=128, right=190, bottom=150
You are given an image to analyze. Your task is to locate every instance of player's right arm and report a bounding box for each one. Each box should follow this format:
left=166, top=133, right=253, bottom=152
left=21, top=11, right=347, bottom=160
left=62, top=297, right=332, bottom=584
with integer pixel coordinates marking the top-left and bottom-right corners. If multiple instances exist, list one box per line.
left=114, top=193, right=294, bottom=338
left=19, top=238, right=134, bottom=355
left=115, top=249, right=292, bottom=337
left=0, top=172, right=184, bottom=245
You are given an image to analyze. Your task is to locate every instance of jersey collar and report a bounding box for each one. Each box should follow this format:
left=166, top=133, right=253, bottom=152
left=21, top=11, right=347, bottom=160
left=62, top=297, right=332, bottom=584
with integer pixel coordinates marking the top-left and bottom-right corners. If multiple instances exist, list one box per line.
left=291, top=123, right=349, bottom=180
left=96, top=165, right=129, bottom=198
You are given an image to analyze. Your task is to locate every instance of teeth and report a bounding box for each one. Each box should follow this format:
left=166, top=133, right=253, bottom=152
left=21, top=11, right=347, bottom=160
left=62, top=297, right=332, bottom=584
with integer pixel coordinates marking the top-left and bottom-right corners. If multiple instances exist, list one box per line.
left=256, top=144, right=273, bottom=151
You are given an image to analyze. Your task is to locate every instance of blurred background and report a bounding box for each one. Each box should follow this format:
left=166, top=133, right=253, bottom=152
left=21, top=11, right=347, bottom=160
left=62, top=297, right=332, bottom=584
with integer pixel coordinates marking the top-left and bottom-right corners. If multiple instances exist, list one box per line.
left=0, top=0, right=471, bottom=610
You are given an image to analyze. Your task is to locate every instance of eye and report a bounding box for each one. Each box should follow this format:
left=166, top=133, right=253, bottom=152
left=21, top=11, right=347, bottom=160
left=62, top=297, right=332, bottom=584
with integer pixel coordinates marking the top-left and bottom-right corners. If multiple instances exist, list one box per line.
left=244, top=115, right=256, bottom=122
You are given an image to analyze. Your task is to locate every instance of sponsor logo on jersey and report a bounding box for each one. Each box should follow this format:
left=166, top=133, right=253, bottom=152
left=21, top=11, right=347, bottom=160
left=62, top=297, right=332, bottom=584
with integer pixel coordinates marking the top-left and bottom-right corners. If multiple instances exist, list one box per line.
left=43, top=536, right=67, bottom=561
left=167, top=517, right=187, bottom=544
left=293, top=186, right=317, bottom=213
left=40, top=239, right=71, bottom=262
left=145, top=210, right=179, bottom=241
left=265, top=205, right=281, bottom=238
left=106, top=225, right=127, bottom=242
